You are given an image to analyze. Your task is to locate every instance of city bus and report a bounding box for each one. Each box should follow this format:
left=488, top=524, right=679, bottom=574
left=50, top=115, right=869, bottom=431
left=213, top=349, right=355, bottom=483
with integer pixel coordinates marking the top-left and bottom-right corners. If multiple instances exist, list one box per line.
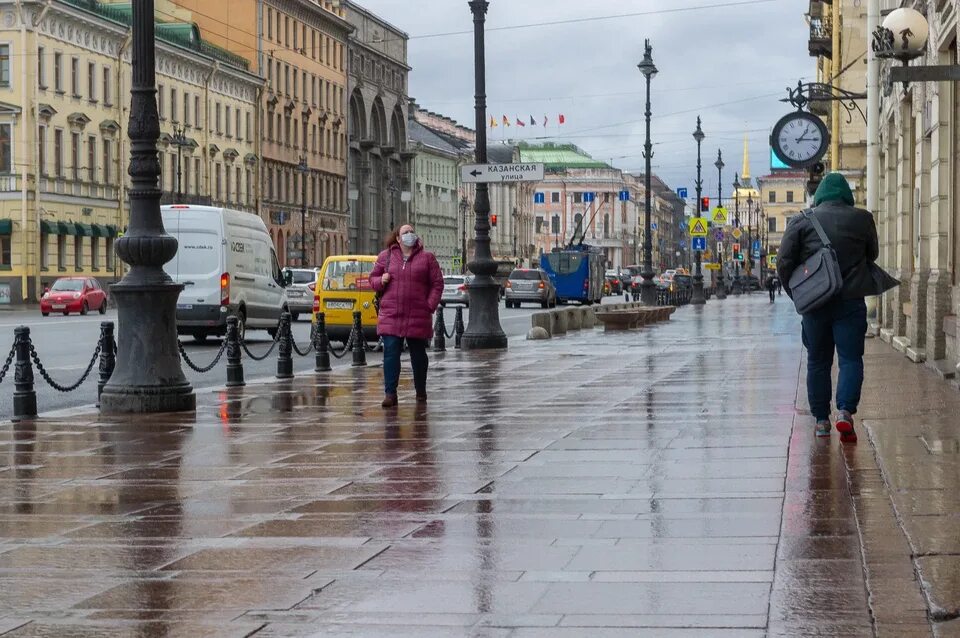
left=540, top=245, right=605, bottom=305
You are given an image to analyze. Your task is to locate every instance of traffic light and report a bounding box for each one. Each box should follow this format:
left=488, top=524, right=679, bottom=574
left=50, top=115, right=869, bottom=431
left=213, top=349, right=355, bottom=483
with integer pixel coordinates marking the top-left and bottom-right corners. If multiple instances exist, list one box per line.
left=490, top=214, right=498, bottom=227
left=806, top=162, right=826, bottom=196
left=700, top=197, right=710, bottom=212
left=732, top=243, right=743, bottom=261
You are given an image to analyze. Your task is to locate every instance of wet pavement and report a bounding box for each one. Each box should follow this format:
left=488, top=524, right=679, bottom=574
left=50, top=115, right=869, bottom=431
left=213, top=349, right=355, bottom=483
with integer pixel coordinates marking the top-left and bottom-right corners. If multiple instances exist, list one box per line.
left=0, top=295, right=945, bottom=636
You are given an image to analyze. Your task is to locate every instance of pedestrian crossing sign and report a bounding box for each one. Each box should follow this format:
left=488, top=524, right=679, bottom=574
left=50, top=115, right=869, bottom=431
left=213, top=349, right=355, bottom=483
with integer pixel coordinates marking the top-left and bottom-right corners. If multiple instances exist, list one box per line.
left=767, top=254, right=778, bottom=268
left=688, top=217, right=709, bottom=237
left=712, top=207, right=728, bottom=224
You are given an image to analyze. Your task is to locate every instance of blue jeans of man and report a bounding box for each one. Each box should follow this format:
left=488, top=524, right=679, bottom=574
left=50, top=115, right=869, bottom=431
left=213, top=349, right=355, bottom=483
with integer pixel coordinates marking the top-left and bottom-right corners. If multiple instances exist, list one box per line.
left=381, top=335, right=429, bottom=396
left=801, top=298, right=867, bottom=421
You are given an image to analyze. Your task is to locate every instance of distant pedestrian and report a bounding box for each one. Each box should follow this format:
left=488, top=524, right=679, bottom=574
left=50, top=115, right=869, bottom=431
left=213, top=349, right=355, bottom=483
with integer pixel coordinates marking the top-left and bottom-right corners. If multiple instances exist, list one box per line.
left=765, top=274, right=778, bottom=303
left=777, top=173, right=885, bottom=442
left=371, top=224, right=444, bottom=409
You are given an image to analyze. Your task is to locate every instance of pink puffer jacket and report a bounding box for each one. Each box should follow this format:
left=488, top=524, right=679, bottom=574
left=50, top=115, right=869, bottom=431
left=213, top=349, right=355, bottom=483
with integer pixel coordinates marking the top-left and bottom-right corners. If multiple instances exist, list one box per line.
left=370, top=242, right=444, bottom=340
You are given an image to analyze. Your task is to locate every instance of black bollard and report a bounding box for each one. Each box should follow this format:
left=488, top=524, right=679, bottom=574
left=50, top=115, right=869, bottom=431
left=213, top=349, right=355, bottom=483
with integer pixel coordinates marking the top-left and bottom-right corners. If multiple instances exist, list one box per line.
left=351, top=310, right=367, bottom=367
left=97, top=321, right=116, bottom=406
left=433, top=309, right=446, bottom=352
left=225, top=315, right=245, bottom=387
left=276, top=311, right=294, bottom=379
left=314, top=312, right=331, bottom=372
left=12, top=327, right=37, bottom=421
left=454, top=306, right=465, bottom=349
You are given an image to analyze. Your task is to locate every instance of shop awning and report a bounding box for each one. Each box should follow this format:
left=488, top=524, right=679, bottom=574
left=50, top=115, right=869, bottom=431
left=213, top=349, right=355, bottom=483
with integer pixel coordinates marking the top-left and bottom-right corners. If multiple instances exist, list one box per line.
left=58, top=221, right=77, bottom=236
left=40, top=220, right=57, bottom=234
left=105, top=225, right=118, bottom=237
left=90, top=224, right=107, bottom=237
left=0, top=219, right=11, bottom=235
left=74, top=223, right=92, bottom=237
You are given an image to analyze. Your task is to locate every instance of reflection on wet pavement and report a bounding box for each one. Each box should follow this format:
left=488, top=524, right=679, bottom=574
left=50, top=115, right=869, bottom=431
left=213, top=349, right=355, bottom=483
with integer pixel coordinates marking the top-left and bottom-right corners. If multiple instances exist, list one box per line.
left=0, top=296, right=934, bottom=635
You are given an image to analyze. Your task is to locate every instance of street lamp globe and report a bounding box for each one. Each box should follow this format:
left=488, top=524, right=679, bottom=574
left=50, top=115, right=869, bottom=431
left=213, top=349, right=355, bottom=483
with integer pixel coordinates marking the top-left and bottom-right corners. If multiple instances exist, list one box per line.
left=637, top=39, right=657, bottom=79
left=881, top=8, right=929, bottom=60
left=693, top=118, right=704, bottom=144
left=714, top=154, right=724, bottom=172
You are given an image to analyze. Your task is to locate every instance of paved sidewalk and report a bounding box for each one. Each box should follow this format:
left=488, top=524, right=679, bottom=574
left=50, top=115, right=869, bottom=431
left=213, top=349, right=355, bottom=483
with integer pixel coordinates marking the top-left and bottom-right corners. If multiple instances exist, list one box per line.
left=0, top=295, right=925, bottom=636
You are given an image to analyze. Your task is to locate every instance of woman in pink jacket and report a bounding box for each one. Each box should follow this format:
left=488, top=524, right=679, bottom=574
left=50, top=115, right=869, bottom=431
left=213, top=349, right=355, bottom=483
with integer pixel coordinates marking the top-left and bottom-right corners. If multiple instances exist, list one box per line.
left=370, top=223, right=444, bottom=408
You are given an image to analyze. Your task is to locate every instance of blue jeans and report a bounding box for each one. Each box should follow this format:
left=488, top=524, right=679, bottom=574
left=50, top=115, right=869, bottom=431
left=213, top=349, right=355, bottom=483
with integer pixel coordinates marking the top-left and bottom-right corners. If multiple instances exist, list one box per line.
left=801, top=298, right=867, bottom=421
left=381, top=335, right=429, bottom=396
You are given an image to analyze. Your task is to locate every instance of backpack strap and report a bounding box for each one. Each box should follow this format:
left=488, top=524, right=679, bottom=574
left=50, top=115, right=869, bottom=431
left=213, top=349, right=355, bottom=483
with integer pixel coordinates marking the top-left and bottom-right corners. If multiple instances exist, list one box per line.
left=802, top=209, right=833, bottom=249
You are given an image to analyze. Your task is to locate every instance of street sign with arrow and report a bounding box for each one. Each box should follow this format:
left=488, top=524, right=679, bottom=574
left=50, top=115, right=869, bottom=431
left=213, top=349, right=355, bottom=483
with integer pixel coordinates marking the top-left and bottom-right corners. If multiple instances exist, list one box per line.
left=460, top=163, right=545, bottom=183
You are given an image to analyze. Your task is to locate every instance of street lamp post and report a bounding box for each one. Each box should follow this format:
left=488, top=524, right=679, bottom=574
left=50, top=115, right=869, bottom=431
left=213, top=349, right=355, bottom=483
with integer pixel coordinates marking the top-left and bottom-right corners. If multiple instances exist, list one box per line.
left=759, top=210, right=766, bottom=285
left=690, top=116, right=706, bottom=305
left=637, top=39, right=658, bottom=306
left=100, top=0, right=195, bottom=414
left=171, top=124, right=188, bottom=203
left=459, top=196, right=469, bottom=274
left=732, top=173, right=741, bottom=295
left=745, top=193, right=754, bottom=293
left=297, top=156, right=308, bottom=267
left=462, top=0, right=507, bottom=350
left=714, top=150, right=727, bottom=300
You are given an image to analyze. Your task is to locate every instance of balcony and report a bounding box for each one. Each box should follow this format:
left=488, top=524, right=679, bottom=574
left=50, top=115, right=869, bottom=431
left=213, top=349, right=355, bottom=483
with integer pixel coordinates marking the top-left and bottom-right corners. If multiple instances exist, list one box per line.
left=809, top=16, right=832, bottom=58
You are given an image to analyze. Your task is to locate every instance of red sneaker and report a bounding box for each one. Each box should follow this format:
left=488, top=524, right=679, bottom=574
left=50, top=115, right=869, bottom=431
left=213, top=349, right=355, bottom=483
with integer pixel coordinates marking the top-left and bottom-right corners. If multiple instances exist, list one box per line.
left=836, top=411, right=857, bottom=443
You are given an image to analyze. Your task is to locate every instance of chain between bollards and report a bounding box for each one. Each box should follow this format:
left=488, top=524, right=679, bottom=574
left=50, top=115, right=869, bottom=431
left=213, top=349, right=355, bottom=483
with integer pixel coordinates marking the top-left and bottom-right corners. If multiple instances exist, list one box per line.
left=97, top=322, right=116, bottom=406
left=433, top=310, right=447, bottom=352
left=351, top=311, right=367, bottom=367
left=225, top=315, right=245, bottom=387
left=276, top=311, right=294, bottom=380
left=13, top=326, right=36, bottom=421
left=314, top=313, right=331, bottom=372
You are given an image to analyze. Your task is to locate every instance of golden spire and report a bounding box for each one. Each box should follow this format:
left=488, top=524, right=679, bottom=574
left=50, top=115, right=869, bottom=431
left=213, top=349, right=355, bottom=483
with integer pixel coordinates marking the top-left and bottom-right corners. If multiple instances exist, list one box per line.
left=741, top=134, right=750, bottom=181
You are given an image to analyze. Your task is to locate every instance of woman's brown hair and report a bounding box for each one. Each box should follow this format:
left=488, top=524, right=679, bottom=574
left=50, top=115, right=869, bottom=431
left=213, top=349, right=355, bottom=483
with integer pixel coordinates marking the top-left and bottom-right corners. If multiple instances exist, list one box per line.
left=383, top=227, right=401, bottom=250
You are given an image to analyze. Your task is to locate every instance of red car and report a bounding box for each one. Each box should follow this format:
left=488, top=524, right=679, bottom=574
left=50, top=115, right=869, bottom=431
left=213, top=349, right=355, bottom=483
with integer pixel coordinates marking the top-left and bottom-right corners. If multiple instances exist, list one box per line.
left=40, top=277, right=108, bottom=316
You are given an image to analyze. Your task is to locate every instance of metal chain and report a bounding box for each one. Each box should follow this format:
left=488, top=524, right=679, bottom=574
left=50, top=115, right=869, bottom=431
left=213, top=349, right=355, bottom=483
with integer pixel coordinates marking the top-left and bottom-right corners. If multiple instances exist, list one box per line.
left=0, top=340, right=15, bottom=386
left=291, top=325, right=315, bottom=357
left=177, top=340, right=228, bottom=374
left=29, top=341, right=101, bottom=393
left=327, top=331, right=355, bottom=360
left=240, top=331, right=281, bottom=362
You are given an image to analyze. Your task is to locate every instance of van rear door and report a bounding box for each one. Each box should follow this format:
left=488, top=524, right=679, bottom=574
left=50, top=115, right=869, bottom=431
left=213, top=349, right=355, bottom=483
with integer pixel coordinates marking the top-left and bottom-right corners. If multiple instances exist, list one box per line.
left=162, top=211, right=223, bottom=309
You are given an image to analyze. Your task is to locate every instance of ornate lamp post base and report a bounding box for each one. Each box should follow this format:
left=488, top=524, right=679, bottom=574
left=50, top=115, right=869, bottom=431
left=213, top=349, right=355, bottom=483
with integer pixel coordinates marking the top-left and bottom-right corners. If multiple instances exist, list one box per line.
left=461, top=274, right=508, bottom=350
left=100, top=285, right=195, bottom=413
left=690, top=277, right=706, bottom=305
left=639, top=274, right=657, bottom=306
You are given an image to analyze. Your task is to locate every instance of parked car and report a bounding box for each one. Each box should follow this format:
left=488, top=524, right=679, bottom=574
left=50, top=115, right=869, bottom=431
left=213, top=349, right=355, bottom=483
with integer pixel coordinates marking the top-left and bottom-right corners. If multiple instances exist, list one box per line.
left=604, top=270, right=623, bottom=294
left=161, top=205, right=291, bottom=343
left=312, top=255, right=378, bottom=344
left=441, top=275, right=471, bottom=307
left=623, top=265, right=644, bottom=297
left=40, top=277, right=108, bottom=316
left=283, top=268, right=319, bottom=321
left=504, top=268, right=557, bottom=308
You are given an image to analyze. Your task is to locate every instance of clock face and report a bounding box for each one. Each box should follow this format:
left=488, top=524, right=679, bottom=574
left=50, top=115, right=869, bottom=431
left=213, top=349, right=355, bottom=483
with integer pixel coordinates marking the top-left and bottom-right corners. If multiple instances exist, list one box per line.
left=770, top=113, right=828, bottom=168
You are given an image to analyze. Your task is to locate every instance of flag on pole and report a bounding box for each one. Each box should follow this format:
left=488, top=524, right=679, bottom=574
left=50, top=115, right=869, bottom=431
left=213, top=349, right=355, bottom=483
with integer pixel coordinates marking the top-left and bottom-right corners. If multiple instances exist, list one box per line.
left=530, top=115, right=536, bottom=126
left=543, top=115, right=548, bottom=127
left=516, top=117, right=525, bottom=127
left=489, top=116, right=497, bottom=128
left=502, top=115, right=510, bottom=127
left=559, top=114, right=566, bottom=124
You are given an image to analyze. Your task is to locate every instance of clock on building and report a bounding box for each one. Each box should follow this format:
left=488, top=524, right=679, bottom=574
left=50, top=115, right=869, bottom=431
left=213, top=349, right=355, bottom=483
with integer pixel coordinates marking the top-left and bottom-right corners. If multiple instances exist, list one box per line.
left=769, top=111, right=829, bottom=169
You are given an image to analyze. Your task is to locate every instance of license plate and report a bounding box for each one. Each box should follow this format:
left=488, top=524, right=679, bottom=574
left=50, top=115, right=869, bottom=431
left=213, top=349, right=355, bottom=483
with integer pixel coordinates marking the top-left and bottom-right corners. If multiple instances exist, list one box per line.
left=287, top=291, right=303, bottom=297
left=177, top=304, right=193, bottom=310
left=52, top=305, right=65, bottom=310
left=326, top=301, right=352, bottom=310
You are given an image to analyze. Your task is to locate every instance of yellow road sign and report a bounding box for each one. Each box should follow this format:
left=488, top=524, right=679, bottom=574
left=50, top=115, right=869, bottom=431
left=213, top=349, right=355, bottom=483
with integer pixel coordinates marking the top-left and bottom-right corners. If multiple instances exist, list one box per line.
left=731, top=228, right=743, bottom=240
left=712, top=207, right=728, bottom=224
left=767, top=254, right=778, bottom=268
left=688, top=217, right=709, bottom=237
left=704, top=263, right=722, bottom=270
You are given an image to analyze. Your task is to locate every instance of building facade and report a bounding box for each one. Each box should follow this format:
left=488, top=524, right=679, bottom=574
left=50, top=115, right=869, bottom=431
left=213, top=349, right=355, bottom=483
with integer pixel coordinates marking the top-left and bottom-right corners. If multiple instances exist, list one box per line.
left=873, top=0, right=960, bottom=379
left=0, top=0, right=260, bottom=303
left=345, top=1, right=410, bottom=255
left=407, top=115, right=460, bottom=273
left=166, top=0, right=352, bottom=267
left=756, top=170, right=808, bottom=261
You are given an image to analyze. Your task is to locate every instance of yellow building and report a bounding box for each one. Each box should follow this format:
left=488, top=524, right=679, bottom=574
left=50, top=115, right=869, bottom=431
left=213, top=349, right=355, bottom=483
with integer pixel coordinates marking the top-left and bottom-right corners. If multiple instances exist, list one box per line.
left=165, top=0, right=352, bottom=267
left=756, top=171, right=808, bottom=260
left=0, top=0, right=261, bottom=304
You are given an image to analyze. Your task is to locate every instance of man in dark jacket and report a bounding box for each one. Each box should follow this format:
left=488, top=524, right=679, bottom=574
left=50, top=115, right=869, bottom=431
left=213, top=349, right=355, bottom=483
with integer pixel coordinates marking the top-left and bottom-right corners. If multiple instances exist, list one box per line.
left=777, top=173, right=879, bottom=443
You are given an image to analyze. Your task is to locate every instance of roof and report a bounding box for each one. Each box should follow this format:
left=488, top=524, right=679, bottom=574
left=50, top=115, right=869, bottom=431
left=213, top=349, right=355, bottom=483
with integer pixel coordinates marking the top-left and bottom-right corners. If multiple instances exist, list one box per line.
left=517, top=143, right=609, bottom=170
left=409, top=120, right=461, bottom=158
left=487, top=144, right=514, bottom=164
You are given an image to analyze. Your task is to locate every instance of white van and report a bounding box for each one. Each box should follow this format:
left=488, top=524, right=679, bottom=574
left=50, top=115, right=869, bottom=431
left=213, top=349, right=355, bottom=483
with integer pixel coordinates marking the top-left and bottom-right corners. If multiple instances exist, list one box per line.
left=161, top=205, right=290, bottom=342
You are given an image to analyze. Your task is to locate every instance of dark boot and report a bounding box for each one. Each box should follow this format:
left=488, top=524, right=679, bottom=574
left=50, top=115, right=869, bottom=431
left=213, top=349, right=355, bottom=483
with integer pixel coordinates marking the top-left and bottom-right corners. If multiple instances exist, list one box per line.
left=381, top=394, right=398, bottom=408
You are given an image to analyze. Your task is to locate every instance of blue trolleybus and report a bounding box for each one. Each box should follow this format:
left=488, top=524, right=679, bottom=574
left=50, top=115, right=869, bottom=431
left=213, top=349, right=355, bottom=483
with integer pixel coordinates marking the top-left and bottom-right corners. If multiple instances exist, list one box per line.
left=540, top=245, right=606, bottom=305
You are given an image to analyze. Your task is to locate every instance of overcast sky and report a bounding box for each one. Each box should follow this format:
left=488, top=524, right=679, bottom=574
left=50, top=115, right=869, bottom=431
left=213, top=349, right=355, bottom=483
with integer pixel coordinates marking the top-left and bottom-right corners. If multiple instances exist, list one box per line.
left=358, top=0, right=815, bottom=199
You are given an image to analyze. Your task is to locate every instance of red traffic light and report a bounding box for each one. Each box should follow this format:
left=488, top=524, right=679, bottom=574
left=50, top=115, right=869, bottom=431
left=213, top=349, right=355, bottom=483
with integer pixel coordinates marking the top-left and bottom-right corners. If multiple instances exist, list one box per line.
left=491, top=214, right=498, bottom=226
left=700, top=197, right=710, bottom=212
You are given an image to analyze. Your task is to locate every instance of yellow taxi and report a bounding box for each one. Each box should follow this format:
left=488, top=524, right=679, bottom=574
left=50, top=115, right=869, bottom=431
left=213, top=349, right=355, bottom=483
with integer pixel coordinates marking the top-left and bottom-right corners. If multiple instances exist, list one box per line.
left=311, top=255, right=379, bottom=342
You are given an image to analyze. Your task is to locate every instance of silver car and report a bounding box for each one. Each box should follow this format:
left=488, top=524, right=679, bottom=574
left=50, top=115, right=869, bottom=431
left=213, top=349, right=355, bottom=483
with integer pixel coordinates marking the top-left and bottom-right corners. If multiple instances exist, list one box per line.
left=504, top=268, right=557, bottom=309
left=282, top=268, right=318, bottom=320
left=441, top=275, right=471, bottom=306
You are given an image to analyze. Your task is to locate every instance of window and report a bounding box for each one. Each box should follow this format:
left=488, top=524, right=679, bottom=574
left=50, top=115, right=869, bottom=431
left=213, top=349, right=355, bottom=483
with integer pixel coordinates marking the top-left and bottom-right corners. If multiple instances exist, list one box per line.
left=236, top=110, right=242, bottom=140
left=57, top=235, right=66, bottom=270
left=53, top=129, right=63, bottom=177
left=71, top=57, right=79, bottom=96
left=573, top=192, right=582, bottom=204
left=183, top=92, right=190, bottom=127
left=267, top=7, right=273, bottom=40
left=87, top=136, right=96, bottom=182
left=245, top=112, right=251, bottom=140
left=216, top=163, right=222, bottom=200
left=70, top=132, right=80, bottom=180
left=236, top=167, right=241, bottom=203
left=194, top=95, right=201, bottom=129
left=293, top=71, right=298, bottom=99
left=102, top=66, right=111, bottom=105
left=193, top=158, right=200, bottom=195
left=285, top=16, right=290, bottom=47
left=246, top=168, right=252, bottom=203
left=767, top=217, right=777, bottom=233
left=54, top=52, right=63, bottom=92
left=170, top=88, right=177, bottom=122
left=91, top=236, right=100, bottom=270
left=225, top=165, right=231, bottom=203
left=74, top=235, right=83, bottom=269
left=293, top=19, right=298, bottom=49
left=37, top=46, right=46, bottom=88
left=87, top=62, right=96, bottom=101
left=225, top=105, right=231, bottom=137
left=106, top=236, right=114, bottom=270
left=0, top=123, right=10, bottom=173
left=102, top=137, right=111, bottom=183
left=768, top=190, right=776, bottom=203
left=0, top=45, right=9, bottom=87
left=183, top=152, right=190, bottom=194
left=158, top=85, right=165, bottom=119
left=267, top=113, right=274, bottom=141
left=786, top=190, right=794, bottom=203
left=38, top=126, right=46, bottom=176
left=284, top=65, right=290, bottom=95
left=215, top=103, right=221, bottom=134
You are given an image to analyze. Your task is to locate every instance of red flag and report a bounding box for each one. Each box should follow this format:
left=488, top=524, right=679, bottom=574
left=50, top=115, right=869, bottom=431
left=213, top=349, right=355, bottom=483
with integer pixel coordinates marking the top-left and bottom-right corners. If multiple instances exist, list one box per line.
left=559, top=114, right=566, bottom=124
left=516, top=117, right=525, bottom=127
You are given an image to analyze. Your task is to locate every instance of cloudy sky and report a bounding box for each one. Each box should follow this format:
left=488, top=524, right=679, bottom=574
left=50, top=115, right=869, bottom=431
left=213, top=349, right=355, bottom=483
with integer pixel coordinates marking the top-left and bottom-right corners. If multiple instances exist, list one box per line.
left=358, top=0, right=817, bottom=198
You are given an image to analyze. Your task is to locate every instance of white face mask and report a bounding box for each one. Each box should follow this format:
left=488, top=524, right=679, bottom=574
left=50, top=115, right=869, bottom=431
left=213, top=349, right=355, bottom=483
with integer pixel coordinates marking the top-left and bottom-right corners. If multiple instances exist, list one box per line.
left=400, top=232, right=418, bottom=247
